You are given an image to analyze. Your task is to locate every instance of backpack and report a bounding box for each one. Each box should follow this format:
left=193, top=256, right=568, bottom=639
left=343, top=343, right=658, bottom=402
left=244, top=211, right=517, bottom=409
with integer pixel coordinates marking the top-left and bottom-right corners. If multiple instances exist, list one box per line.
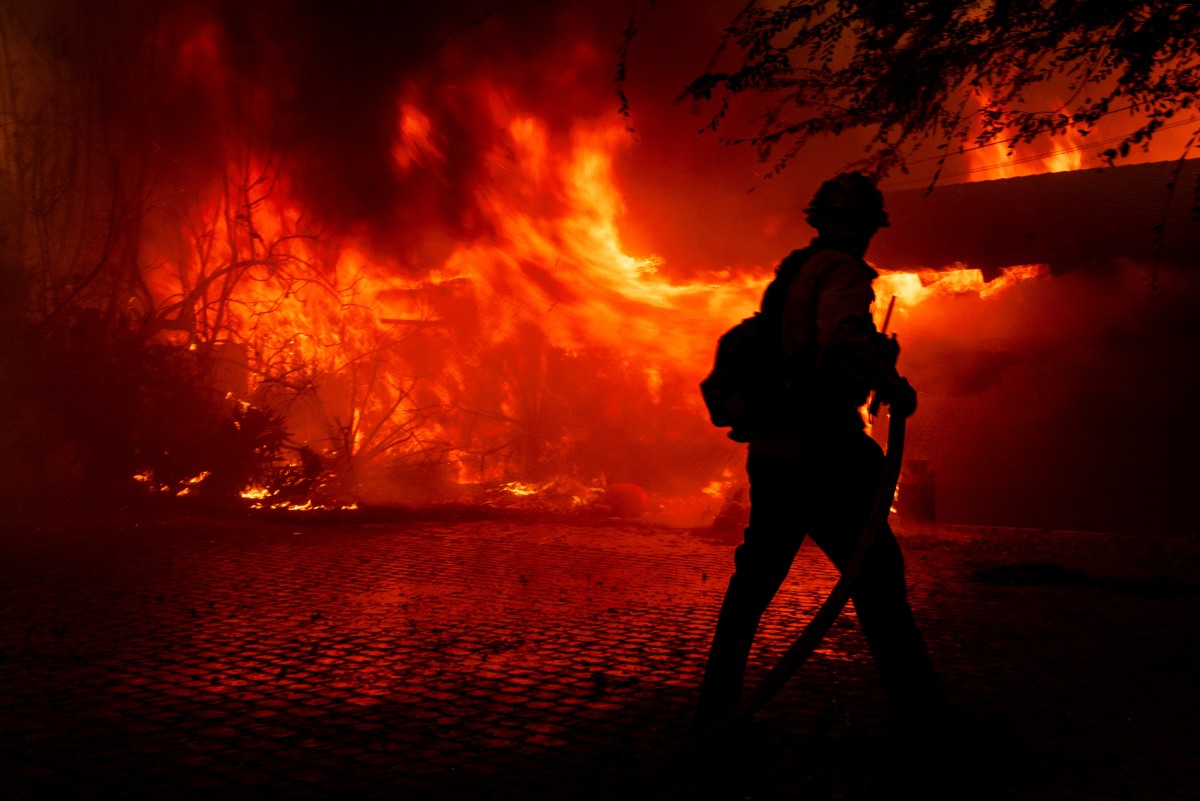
left=699, top=246, right=825, bottom=442
left=699, top=314, right=772, bottom=442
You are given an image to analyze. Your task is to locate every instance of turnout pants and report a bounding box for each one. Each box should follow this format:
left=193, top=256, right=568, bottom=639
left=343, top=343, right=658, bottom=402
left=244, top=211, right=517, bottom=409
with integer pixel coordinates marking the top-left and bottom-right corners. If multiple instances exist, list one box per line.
left=696, top=431, right=945, bottom=726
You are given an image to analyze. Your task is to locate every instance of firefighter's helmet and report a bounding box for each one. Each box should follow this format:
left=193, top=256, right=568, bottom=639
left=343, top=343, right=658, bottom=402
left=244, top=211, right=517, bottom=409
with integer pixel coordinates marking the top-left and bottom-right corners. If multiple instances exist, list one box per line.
left=804, top=172, right=890, bottom=230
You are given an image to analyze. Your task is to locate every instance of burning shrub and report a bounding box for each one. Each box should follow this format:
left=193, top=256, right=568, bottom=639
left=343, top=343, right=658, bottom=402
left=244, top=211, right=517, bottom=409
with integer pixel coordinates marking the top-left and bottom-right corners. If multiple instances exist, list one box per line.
left=0, top=304, right=297, bottom=508
left=193, top=402, right=291, bottom=501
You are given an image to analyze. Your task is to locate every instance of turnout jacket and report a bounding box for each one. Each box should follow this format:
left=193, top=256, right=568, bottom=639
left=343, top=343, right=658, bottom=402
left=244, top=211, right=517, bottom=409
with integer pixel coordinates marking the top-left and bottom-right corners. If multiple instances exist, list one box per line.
left=751, top=241, right=889, bottom=455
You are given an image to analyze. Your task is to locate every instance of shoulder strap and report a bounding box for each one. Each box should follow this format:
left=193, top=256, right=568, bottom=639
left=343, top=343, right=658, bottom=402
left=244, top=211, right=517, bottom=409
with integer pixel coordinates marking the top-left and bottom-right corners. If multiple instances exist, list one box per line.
left=760, top=245, right=817, bottom=322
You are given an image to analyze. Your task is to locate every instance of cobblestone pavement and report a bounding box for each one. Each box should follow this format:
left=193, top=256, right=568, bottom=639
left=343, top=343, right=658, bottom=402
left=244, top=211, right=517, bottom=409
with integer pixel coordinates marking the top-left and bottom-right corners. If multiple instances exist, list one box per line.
left=2, top=510, right=1198, bottom=800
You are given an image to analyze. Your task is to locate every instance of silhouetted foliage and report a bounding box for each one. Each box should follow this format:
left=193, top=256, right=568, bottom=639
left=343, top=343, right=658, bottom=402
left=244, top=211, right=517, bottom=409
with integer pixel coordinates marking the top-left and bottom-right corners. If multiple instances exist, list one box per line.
left=680, top=1, right=1200, bottom=178
left=199, top=403, right=292, bottom=501
left=0, top=303, right=290, bottom=507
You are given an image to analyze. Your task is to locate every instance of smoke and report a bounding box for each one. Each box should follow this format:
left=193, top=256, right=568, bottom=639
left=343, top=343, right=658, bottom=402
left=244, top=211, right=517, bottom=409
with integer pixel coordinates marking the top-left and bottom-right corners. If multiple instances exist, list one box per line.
left=895, top=261, right=1200, bottom=534
left=9, top=0, right=841, bottom=276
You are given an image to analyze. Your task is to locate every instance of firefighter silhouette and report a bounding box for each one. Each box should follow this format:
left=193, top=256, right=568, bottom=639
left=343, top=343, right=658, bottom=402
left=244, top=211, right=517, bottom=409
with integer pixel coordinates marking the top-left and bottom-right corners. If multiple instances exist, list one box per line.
left=695, top=173, right=946, bottom=730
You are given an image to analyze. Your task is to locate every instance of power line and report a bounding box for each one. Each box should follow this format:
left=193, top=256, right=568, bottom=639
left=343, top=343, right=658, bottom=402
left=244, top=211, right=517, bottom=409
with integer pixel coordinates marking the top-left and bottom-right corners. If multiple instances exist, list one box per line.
left=883, top=116, right=1200, bottom=190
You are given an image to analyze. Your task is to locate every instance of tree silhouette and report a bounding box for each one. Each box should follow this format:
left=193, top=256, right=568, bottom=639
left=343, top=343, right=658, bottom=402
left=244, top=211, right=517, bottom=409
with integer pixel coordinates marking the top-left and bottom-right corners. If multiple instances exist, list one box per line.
left=674, top=1, right=1199, bottom=180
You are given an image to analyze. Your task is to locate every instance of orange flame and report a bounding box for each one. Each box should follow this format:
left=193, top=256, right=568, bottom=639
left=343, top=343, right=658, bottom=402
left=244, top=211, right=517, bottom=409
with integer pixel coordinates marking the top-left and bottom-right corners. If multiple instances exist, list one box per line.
left=965, top=94, right=1086, bottom=182
left=136, top=76, right=1055, bottom=514
left=873, top=264, right=1047, bottom=328
left=142, top=92, right=764, bottom=506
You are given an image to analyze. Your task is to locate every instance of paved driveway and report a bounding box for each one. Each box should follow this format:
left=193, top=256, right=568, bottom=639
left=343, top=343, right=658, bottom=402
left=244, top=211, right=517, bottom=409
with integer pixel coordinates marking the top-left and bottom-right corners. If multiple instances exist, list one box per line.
left=2, top=511, right=1197, bottom=799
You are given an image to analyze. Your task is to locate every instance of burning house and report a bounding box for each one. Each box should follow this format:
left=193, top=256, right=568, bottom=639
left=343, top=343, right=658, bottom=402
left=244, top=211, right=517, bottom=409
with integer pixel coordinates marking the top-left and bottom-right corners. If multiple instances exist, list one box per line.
left=5, top=7, right=1200, bottom=801
left=0, top=2, right=1196, bottom=536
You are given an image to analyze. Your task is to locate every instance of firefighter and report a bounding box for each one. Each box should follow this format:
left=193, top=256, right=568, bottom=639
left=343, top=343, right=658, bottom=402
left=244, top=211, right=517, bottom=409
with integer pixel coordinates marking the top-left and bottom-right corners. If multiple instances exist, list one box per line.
left=695, top=172, right=946, bottom=732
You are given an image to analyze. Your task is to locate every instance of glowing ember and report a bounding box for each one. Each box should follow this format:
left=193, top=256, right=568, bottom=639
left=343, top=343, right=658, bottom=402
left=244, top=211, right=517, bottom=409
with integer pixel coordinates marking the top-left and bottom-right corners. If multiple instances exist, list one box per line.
left=172, top=471, right=210, bottom=496
left=499, top=482, right=541, bottom=498
left=246, top=499, right=359, bottom=512
left=132, top=470, right=190, bottom=495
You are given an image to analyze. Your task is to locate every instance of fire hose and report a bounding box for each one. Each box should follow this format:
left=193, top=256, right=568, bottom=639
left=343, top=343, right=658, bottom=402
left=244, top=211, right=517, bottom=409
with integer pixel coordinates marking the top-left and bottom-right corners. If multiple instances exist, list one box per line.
left=603, top=407, right=908, bottom=800
left=690, top=296, right=906, bottom=743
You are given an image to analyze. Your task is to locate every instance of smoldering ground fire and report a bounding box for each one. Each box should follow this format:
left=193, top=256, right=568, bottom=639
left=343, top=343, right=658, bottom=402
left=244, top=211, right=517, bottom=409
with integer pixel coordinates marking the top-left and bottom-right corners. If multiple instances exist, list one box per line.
left=1, top=1, right=1197, bottom=536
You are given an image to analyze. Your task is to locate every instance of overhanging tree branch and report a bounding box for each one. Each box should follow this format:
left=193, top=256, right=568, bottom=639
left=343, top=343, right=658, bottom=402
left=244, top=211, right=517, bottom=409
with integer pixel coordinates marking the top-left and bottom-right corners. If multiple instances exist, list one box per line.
left=658, top=1, right=1200, bottom=177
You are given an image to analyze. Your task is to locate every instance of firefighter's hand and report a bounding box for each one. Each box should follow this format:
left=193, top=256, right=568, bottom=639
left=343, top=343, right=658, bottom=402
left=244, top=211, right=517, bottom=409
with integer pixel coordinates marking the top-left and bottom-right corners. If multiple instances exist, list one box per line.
left=873, top=332, right=900, bottom=369
left=885, top=376, right=918, bottom=419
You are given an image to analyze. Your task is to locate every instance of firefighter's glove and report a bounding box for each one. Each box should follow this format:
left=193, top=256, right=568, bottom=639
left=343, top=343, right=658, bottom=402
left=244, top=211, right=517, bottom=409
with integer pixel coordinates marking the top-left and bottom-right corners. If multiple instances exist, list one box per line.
left=883, top=376, right=918, bottom=419
left=873, top=332, right=900, bottom=370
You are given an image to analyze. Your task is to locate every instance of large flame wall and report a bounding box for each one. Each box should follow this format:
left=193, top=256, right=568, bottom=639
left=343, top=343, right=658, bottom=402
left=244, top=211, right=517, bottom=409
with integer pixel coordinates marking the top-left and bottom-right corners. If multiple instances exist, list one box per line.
left=2, top=1, right=1196, bottom=532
